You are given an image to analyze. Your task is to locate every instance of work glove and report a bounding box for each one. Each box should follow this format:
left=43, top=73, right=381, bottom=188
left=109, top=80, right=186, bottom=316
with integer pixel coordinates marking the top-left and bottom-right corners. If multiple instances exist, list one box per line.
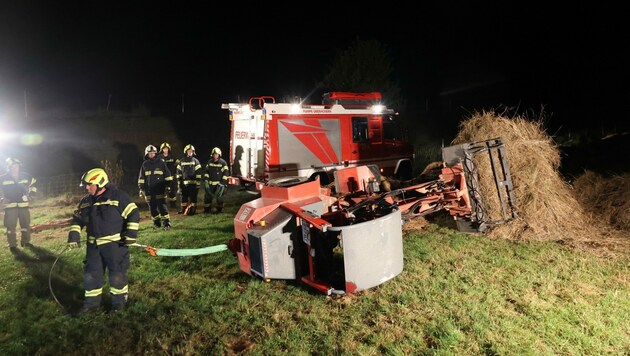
left=139, top=190, right=145, bottom=199
left=122, top=237, right=137, bottom=246
left=67, top=234, right=81, bottom=249
left=216, top=183, right=226, bottom=197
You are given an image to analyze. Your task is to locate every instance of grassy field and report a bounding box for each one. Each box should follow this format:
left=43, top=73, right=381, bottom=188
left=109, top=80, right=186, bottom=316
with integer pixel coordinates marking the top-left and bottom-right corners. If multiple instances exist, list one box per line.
left=1, top=189, right=629, bottom=355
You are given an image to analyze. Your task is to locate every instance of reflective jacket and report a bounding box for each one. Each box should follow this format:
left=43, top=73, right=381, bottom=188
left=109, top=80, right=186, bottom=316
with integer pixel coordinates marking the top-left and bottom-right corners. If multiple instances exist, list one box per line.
left=138, top=157, right=175, bottom=194
left=157, top=153, right=178, bottom=180
left=177, top=156, right=202, bottom=186
left=68, top=185, right=140, bottom=245
left=0, top=171, right=37, bottom=208
left=204, top=158, right=229, bottom=186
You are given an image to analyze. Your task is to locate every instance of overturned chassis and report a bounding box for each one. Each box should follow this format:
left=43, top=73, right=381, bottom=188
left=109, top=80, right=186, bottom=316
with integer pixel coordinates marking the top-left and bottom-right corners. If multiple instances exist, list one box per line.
left=227, top=138, right=517, bottom=295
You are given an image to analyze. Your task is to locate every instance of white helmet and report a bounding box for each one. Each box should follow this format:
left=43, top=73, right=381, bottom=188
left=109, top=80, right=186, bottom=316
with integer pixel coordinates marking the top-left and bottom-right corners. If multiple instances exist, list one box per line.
left=184, top=144, right=196, bottom=155
left=144, top=144, right=158, bottom=158
left=211, top=147, right=222, bottom=156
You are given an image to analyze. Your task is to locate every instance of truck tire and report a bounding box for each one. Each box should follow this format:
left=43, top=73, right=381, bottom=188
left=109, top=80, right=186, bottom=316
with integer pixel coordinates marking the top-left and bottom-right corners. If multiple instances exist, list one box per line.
left=394, top=159, right=413, bottom=181
left=309, top=171, right=331, bottom=186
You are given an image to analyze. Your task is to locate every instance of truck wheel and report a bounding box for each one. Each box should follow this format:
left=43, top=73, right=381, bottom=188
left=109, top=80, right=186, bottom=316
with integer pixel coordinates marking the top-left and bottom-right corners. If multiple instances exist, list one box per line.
left=309, top=172, right=330, bottom=186
left=394, top=160, right=413, bottom=181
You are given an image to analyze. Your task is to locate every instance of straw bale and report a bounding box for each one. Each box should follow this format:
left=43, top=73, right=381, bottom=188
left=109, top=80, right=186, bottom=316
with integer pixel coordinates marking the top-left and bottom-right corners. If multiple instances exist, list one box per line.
left=451, top=109, right=596, bottom=241
left=572, top=170, right=630, bottom=231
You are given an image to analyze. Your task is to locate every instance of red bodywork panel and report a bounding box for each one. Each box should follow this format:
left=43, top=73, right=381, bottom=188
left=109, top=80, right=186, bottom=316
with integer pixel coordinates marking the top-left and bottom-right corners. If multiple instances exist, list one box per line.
left=231, top=180, right=326, bottom=277
left=266, top=115, right=412, bottom=177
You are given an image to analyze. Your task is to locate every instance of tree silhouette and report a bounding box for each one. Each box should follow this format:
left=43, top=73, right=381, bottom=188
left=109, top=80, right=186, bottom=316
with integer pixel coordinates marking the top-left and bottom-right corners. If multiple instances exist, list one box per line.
left=322, top=38, right=403, bottom=109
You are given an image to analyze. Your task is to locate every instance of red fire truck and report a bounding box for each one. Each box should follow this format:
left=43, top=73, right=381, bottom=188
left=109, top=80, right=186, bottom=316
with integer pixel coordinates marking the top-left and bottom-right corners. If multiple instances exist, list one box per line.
left=222, top=92, right=414, bottom=191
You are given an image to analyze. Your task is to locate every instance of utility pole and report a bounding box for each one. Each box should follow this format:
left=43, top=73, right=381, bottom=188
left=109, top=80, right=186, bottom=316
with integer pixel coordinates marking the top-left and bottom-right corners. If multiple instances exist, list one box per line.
left=24, top=90, right=28, bottom=119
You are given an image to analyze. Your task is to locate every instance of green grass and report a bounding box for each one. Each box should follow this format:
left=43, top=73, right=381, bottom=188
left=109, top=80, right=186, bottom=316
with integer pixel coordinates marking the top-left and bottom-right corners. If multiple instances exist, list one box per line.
left=1, top=189, right=629, bottom=355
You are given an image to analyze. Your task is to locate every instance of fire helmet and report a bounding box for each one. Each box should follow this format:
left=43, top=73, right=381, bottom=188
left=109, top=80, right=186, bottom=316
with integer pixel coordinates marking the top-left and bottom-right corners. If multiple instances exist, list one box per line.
left=211, top=147, right=222, bottom=156
left=184, top=144, right=196, bottom=155
left=80, top=168, right=109, bottom=188
left=144, top=144, right=158, bottom=158
left=5, top=157, right=22, bottom=169
left=160, top=142, right=171, bottom=152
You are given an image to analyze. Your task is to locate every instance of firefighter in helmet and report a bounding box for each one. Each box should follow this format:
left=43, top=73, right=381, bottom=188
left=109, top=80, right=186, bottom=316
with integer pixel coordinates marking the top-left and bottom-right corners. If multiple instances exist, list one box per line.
left=157, top=142, right=178, bottom=209
left=138, top=144, right=174, bottom=229
left=203, top=147, right=229, bottom=214
left=0, top=158, right=37, bottom=252
left=67, top=168, right=140, bottom=314
left=176, top=144, right=202, bottom=215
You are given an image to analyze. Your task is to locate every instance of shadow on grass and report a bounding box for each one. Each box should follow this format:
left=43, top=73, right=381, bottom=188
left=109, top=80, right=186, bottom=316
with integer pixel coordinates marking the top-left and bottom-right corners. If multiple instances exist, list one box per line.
left=10, top=245, right=84, bottom=313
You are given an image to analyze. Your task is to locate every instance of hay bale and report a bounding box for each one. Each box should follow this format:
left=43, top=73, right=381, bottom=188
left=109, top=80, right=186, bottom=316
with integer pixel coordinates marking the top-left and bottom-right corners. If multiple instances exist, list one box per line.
left=452, top=109, right=596, bottom=241
left=572, top=171, right=630, bottom=231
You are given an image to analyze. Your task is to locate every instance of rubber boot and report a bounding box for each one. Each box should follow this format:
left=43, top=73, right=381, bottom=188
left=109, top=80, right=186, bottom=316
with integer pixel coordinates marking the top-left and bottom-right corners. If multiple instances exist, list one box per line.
left=187, top=205, right=196, bottom=216
left=178, top=203, right=187, bottom=215
left=163, top=220, right=171, bottom=230
left=153, top=219, right=161, bottom=229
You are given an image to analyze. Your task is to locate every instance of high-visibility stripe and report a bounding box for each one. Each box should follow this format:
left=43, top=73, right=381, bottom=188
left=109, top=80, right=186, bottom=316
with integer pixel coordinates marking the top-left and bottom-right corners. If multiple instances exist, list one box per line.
left=165, top=176, right=173, bottom=181
left=70, top=225, right=81, bottom=233
left=85, top=288, right=103, bottom=297
left=110, top=285, right=128, bottom=295
left=93, top=200, right=119, bottom=207
left=127, top=222, right=139, bottom=230
left=5, top=203, right=18, bottom=207
left=2, top=181, right=15, bottom=185
left=160, top=214, right=170, bottom=220
left=17, top=202, right=29, bottom=207
left=88, top=234, right=121, bottom=245
left=121, top=203, right=138, bottom=219
left=138, top=178, right=145, bottom=183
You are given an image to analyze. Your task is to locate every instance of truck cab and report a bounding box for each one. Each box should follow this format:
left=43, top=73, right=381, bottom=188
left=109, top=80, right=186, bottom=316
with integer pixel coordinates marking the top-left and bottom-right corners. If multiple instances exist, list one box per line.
left=223, top=92, right=414, bottom=191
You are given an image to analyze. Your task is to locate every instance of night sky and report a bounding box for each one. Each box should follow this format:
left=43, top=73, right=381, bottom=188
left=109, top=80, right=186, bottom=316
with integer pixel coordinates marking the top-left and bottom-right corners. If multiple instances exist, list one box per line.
left=1, top=2, right=628, bottom=146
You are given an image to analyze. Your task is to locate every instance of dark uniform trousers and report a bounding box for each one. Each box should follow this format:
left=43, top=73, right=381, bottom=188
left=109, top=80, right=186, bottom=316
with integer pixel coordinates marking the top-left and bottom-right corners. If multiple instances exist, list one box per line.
left=4, top=207, right=31, bottom=247
left=84, top=241, right=130, bottom=308
left=146, top=192, right=169, bottom=226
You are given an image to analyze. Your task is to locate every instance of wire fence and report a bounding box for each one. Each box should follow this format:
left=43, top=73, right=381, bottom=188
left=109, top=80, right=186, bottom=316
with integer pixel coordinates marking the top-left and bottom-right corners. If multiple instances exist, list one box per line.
left=37, top=174, right=85, bottom=197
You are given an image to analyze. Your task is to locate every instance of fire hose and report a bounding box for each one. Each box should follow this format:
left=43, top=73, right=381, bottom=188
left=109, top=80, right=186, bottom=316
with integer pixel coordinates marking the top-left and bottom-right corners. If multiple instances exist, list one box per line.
left=48, top=238, right=227, bottom=311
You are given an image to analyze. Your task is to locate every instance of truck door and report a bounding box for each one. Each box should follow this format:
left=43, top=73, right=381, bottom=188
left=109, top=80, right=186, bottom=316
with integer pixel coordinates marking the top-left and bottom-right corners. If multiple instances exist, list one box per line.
left=230, top=112, right=264, bottom=181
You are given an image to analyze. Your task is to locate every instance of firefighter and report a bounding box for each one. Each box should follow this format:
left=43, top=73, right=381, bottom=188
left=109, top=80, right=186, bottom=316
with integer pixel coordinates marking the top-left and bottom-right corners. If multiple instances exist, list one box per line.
left=157, top=142, right=178, bottom=209
left=0, top=158, right=37, bottom=252
left=203, top=147, right=229, bottom=214
left=67, top=168, right=140, bottom=314
left=138, top=144, right=173, bottom=229
left=176, top=144, right=202, bottom=215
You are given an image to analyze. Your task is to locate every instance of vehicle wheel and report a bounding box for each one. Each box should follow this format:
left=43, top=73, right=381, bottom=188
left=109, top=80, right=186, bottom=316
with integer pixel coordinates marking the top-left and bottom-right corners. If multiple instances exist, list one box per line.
left=394, top=160, right=413, bottom=181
